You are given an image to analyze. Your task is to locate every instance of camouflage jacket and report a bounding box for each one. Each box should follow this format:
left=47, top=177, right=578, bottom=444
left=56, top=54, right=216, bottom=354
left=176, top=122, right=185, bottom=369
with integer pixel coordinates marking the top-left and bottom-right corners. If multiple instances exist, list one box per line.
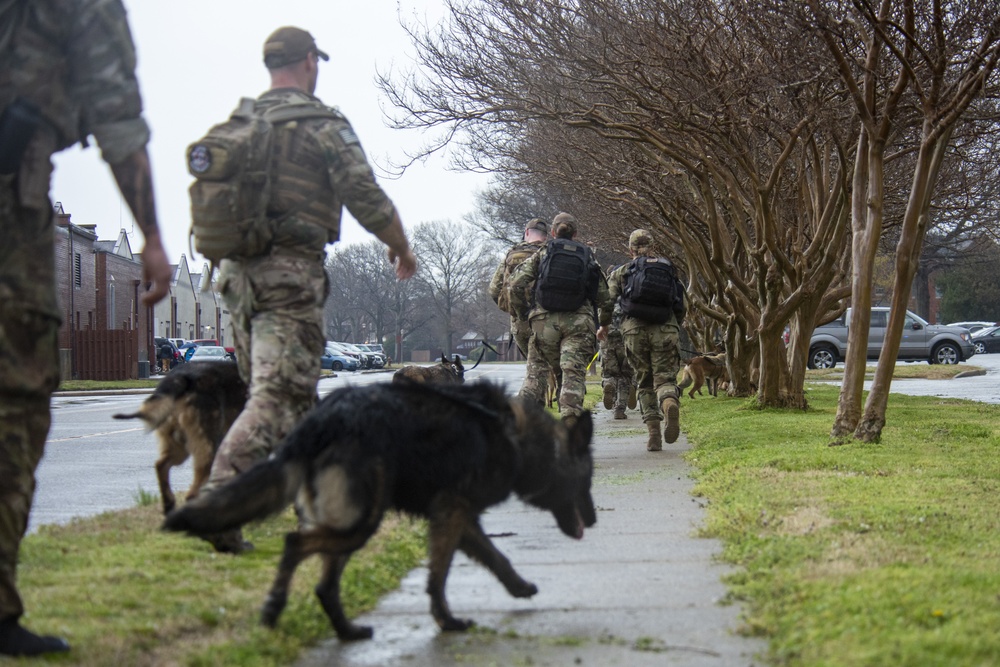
left=1, top=0, right=149, bottom=207
left=487, top=239, right=543, bottom=318
left=256, top=88, right=398, bottom=259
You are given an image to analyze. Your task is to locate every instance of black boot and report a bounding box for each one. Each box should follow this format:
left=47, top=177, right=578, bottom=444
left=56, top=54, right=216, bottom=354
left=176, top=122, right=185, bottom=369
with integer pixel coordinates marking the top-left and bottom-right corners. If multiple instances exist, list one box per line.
left=0, top=619, right=70, bottom=657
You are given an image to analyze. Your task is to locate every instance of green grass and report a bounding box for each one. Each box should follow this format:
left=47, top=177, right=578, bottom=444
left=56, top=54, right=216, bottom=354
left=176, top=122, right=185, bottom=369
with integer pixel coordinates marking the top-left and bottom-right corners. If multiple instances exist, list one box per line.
left=682, top=384, right=1000, bottom=666
left=16, top=507, right=426, bottom=666
left=57, top=379, right=161, bottom=391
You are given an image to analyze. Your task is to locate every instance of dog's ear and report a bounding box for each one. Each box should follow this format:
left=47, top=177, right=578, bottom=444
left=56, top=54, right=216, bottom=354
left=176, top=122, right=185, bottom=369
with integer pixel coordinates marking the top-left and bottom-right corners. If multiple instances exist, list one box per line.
left=565, top=410, right=593, bottom=457
left=453, top=355, right=464, bottom=371
left=440, top=353, right=448, bottom=364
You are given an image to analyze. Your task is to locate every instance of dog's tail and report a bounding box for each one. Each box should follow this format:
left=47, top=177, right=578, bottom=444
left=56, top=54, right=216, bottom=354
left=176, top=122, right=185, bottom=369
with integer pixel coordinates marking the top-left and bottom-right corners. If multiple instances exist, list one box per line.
left=112, top=394, right=173, bottom=430
left=162, top=456, right=303, bottom=536
left=677, top=367, right=693, bottom=390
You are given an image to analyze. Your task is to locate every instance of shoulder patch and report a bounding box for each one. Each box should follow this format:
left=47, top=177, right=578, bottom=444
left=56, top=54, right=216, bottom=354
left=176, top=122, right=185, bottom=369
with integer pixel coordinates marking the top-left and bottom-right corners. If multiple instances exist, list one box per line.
left=337, top=127, right=360, bottom=146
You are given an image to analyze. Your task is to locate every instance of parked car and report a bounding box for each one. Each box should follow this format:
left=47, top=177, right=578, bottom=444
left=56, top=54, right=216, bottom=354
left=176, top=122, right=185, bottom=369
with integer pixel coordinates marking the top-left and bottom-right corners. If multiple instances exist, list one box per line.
left=972, top=325, right=1000, bottom=354
left=354, top=344, right=386, bottom=368
left=944, top=321, right=996, bottom=334
left=808, top=307, right=975, bottom=369
left=168, top=337, right=187, bottom=350
left=321, top=346, right=360, bottom=372
left=188, top=345, right=232, bottom=362
left=326, top=341, right=363, bottom=366
left=334, top=341, right=377, bottom=369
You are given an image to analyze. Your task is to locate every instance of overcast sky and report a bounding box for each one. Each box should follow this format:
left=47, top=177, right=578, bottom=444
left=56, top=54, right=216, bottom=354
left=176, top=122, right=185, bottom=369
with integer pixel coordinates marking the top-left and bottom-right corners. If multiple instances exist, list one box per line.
left=51, top=0, right=488, bottom=267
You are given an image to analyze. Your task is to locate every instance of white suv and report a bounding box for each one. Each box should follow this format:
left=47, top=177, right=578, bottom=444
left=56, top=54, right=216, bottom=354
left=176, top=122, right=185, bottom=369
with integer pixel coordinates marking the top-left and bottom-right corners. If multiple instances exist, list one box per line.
left=808, top=307, right=975, bottom=369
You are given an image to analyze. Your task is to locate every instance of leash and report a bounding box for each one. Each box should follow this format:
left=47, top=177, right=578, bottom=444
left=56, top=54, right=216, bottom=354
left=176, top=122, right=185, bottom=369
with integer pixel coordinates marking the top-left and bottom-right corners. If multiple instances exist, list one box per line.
left=585, top=350, right=600, bottom=372
left=466, top=336, right=511, bottom=371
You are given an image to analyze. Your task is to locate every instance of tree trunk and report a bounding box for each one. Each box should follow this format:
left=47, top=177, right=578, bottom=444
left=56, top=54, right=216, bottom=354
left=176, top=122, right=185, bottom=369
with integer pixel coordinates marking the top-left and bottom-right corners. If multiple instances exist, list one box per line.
left=858, top=129, right=952, bottom=441
left=832, top=130, right=885, bottom=438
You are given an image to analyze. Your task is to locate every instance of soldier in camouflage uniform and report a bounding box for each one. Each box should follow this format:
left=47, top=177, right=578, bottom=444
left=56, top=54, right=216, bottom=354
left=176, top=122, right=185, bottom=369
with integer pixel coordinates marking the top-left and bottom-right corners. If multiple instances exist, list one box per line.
left=488, top=218, right=549, bottom=357
left=199, top=27, right=417, bottom=553
left=509, top=213, right=612, bottom=418
left=0, top=0, right=172, bottom=655
left=601, top=230, right=683, bottom=451
left=599, top=296, right=637, bottom=419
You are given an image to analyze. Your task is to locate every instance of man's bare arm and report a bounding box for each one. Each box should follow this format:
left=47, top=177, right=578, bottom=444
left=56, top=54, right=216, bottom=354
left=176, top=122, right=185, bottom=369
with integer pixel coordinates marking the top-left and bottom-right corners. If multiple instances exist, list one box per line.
left=109, top=148, right=172, bottom=305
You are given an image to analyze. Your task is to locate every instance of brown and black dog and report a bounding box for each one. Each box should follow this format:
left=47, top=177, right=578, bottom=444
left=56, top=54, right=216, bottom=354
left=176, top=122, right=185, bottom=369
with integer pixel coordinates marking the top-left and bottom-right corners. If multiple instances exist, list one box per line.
left=392, top=353, right=465, bottom=384
left=677, top=352, right=729, bottom=399
left=113, top=362, right=247, bottom=514
left=164, top=380, right=595, bottom=640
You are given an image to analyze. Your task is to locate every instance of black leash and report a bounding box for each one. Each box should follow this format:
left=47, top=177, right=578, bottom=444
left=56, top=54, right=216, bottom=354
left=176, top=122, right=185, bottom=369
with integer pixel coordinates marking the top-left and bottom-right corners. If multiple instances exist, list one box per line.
left=466, top=336, right=511, bottom=371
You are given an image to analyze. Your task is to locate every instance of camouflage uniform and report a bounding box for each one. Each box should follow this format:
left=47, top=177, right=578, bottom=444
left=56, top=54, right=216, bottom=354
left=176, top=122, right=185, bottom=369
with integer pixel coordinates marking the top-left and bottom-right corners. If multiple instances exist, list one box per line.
left=600, top=304, right=635, bottom=413
left=509, top=244, right=612, bottom=417
left=206, top=87, right=400, bottom=491
left=607, top=264, right=682, bottom=423
left=487, top=239, right=544, bottom=356
left=0, top=0, right=148, bottom=638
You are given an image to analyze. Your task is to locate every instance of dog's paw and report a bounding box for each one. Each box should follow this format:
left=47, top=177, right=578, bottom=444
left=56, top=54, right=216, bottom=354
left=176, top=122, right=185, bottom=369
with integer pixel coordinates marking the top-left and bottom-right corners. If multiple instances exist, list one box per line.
left=260, top=595, right=288, bottom=628
left=440, top=616, right=475, bottom=632
left=508, top=580, right=538, bottom=598
left=336, top=623, right=374, bottom=641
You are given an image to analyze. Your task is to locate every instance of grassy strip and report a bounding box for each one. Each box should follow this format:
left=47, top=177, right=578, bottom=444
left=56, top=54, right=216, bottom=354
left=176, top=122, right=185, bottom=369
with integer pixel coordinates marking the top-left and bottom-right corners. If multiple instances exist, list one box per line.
left=16, top=506, right=426, bottom=666
left=681, top=384, right=1000, bottom=666
left=57, top=379, right=161, bottom=391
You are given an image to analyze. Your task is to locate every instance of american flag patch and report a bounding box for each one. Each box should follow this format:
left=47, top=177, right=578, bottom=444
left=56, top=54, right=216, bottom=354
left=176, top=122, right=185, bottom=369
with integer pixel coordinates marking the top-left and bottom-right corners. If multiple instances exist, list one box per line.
left=338, top=127, right=360, bottom=145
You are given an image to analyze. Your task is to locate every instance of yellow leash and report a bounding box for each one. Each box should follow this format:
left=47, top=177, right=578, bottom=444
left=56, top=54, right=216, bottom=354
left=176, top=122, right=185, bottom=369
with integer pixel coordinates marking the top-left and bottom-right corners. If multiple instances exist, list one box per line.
left=585, top=351, right=600, bottom=372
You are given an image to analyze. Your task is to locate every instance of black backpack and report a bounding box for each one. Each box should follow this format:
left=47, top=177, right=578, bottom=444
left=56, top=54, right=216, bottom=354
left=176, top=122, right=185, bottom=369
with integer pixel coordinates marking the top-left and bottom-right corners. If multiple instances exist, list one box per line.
left=534, top=239, right=596, bottom=312
left=621, top=256, right=685, bottom=324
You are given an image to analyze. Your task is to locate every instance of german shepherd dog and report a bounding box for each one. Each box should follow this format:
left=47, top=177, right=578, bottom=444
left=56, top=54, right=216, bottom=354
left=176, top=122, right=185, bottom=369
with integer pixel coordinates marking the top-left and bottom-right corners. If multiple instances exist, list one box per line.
left=163, top=380, right=595, bottom=639
left=113, top=362, right=247, bottom=514
left=677, top=352, right=729, bottom=399
left=392, top=353, right=465, bottom=384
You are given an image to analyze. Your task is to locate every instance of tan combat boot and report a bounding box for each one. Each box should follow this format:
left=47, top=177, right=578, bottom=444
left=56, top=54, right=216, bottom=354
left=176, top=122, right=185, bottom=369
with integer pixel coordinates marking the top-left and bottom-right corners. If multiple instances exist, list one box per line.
left=646, top=419, right=662, bottom=451
left=661, top=397, right=680, bottom=444
left=613, top=406, right=627, bottom=419
left=602, top=382, right=615, bottom=410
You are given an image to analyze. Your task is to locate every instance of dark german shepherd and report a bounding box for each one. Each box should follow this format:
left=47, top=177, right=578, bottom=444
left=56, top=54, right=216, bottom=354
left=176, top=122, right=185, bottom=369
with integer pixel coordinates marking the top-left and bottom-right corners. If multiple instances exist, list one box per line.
left=163, top=380, right=595, bottom=639
left=113, top=362, right=247, bottom=514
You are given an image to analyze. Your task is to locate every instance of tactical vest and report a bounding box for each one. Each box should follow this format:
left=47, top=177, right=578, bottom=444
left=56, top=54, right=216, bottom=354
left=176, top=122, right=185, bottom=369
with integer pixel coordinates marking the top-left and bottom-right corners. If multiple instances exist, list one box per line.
left=497, top=241, right=542, bottom=315
left=534, top=238, right=596, bottom=313
left=620, top=256, right=685, bottom=324
left=186, top=97, right=340, bottom=264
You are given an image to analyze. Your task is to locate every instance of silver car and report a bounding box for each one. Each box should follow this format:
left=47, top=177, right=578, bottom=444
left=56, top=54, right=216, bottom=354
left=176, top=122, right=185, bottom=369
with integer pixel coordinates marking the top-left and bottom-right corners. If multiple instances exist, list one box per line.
left=808, top=307, right=975, bottom=369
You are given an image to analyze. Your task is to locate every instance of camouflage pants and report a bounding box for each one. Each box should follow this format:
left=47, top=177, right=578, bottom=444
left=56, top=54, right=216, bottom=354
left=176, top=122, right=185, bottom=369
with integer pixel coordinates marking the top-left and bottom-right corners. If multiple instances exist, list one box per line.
left=623, top=321, right=681, bottom=423
left=205, top=255, right=327, bottom=490
left=0, top=188, right=60, bottom=622
left=519, top=311, right=596, bottom=417
left=600, top=328, right=634, bottom=410
left=510, top=315, right=531, bottom=358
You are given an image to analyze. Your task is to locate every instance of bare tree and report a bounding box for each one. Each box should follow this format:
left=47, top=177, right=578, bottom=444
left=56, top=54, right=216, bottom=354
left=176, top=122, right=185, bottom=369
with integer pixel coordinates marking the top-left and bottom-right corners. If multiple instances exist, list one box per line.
left=381, top=0, right=858, bottom=407
left=807, top=0, right=1000, bottom=441
left=413, top=220, right=496, bottom=353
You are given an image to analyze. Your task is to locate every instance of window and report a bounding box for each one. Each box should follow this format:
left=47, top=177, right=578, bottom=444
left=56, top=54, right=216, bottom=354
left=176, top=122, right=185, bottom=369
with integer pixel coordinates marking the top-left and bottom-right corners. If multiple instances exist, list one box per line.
left=74, top=253, right=82, bottom=288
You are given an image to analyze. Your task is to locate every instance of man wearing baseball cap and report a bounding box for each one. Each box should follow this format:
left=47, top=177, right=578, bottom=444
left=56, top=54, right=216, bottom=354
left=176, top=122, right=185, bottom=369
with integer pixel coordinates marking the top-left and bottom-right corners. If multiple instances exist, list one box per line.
left=193, top=26, right=417, bottom=553
left=600, top=229, right=686, bottom=451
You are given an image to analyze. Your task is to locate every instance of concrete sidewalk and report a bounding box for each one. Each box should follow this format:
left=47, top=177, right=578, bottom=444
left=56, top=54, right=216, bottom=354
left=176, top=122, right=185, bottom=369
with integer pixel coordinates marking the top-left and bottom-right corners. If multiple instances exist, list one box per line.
left=297, top=408, right=765, bottom=667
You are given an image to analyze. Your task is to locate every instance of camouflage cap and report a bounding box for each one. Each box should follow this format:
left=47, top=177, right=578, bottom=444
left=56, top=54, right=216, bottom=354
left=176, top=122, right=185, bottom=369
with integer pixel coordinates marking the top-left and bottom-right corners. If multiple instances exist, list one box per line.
left=263, top=27, right=330, bottom=69
left=628, top=229, right=654, bottom=248
left=524, top=218, right=549, bottom=235
left=551, top=212, right=577, bottom=238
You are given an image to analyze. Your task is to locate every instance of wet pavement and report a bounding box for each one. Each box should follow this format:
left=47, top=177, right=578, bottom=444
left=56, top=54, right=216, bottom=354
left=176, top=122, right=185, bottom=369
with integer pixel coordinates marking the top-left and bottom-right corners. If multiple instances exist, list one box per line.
left=297, top=408, right=765, bottom=667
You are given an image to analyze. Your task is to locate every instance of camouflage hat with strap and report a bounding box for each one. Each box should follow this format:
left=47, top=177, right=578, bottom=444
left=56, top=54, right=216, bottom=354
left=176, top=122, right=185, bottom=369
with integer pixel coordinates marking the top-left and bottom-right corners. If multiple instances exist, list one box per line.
left=263, top=27, right=330, bottom=69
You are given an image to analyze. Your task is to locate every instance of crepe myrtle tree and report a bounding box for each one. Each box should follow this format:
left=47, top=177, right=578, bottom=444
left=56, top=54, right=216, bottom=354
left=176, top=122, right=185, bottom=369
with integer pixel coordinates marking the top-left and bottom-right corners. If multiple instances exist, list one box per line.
left=802, top=0, right=1000, bottom=441
left=379, top=0, right=858, bottom=407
